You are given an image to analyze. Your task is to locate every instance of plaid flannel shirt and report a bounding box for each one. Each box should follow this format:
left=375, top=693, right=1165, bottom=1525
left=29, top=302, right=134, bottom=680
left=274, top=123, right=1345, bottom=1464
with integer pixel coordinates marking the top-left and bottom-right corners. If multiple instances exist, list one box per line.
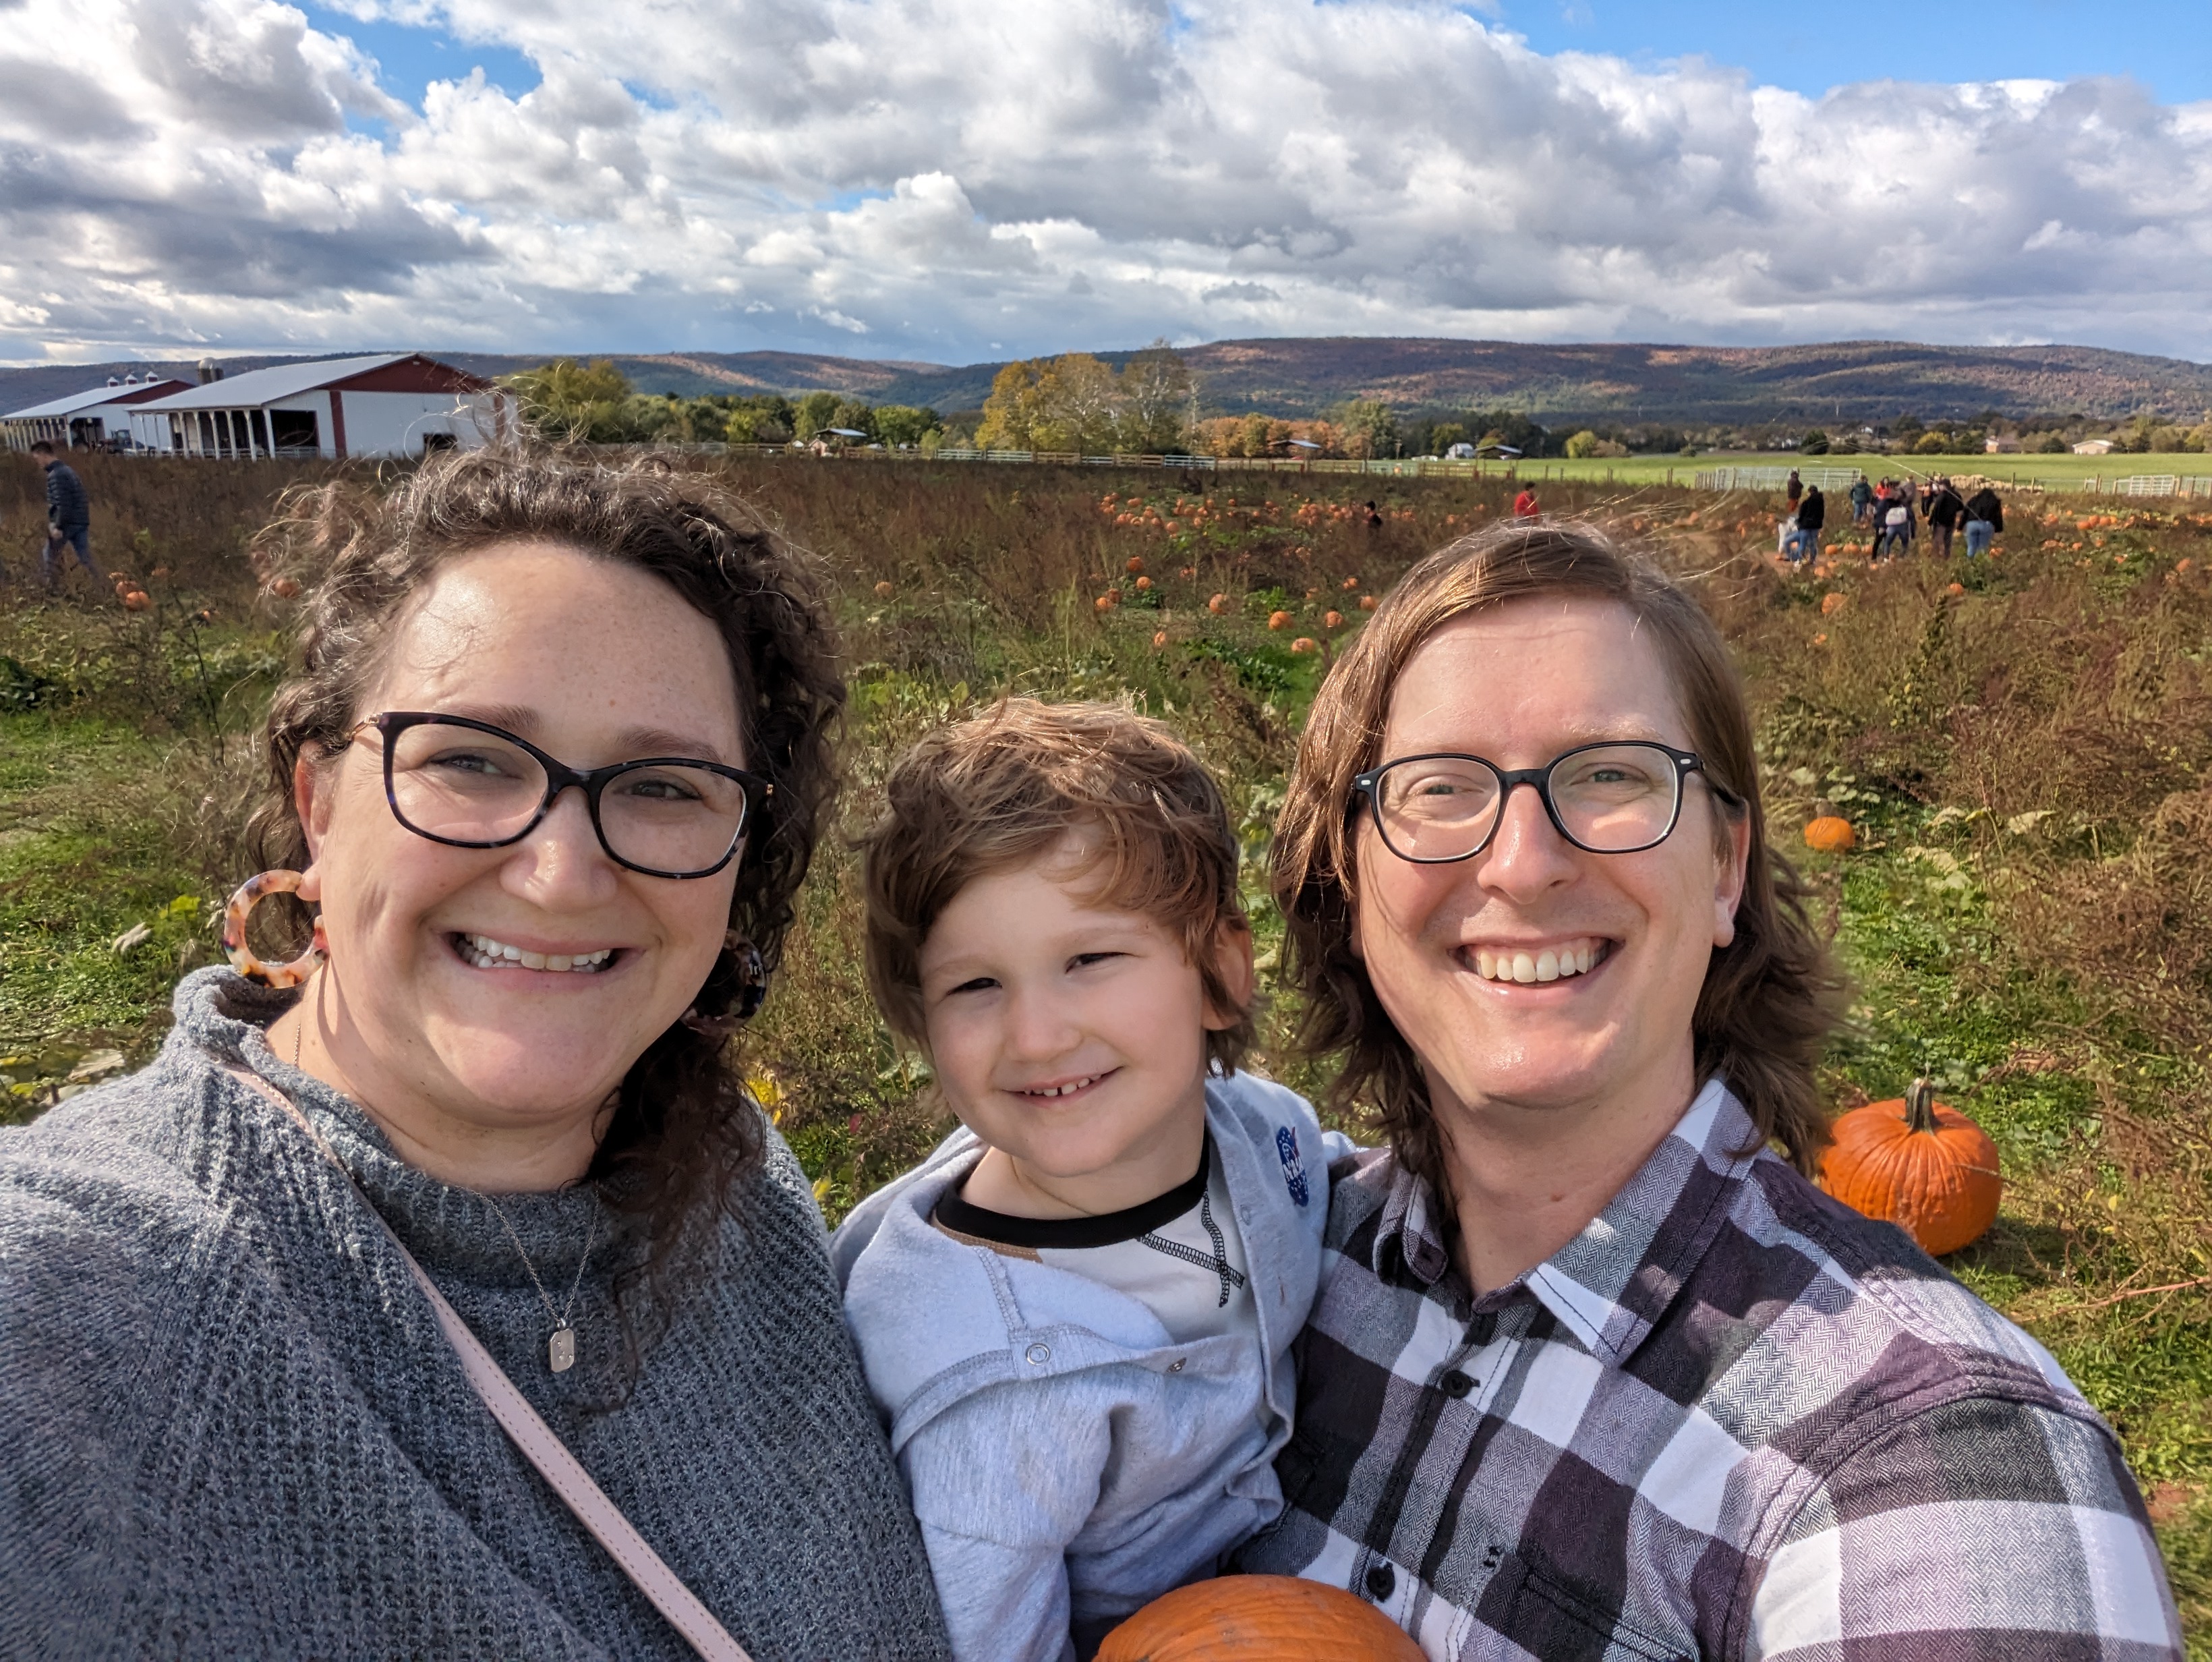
left=1235, top=1080, right=2183, bottom=1659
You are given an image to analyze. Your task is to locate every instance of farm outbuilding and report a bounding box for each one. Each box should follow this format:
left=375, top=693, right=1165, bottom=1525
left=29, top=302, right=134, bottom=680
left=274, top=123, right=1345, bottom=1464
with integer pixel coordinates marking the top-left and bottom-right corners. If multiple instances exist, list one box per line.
left=127, top=354, right=510, bottom=461
left=2, top=375, right=194, bottom=453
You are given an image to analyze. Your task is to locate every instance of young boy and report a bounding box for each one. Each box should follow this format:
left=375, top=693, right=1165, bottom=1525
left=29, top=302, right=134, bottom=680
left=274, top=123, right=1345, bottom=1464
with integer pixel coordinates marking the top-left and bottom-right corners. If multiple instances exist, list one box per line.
left=830, top=699, right=1348, bottom=1662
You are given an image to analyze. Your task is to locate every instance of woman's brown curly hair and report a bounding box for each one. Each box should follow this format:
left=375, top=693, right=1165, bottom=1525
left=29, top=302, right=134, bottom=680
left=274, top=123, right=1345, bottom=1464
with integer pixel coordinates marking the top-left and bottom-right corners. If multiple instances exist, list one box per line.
left=1271, top=521, right=1844, bottom=1216
left=243, top=445, right=844, bottom=1337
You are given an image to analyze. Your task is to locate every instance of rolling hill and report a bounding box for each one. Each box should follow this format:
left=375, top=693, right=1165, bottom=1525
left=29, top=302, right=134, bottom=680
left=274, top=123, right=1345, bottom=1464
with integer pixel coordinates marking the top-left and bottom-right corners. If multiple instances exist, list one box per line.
left=7, top=339, right=2209, bottom=428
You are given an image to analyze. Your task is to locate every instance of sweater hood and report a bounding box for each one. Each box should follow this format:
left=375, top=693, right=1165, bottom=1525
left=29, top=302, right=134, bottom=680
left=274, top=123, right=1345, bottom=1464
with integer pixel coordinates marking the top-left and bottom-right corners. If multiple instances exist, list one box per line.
left=832, top=1070, right=1334, bottom=1425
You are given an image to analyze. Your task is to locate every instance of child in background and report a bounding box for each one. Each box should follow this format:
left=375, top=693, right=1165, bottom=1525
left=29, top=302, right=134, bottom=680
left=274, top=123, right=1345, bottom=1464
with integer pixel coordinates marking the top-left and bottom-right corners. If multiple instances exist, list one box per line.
left=832, top=699, right=1348, bottom=1662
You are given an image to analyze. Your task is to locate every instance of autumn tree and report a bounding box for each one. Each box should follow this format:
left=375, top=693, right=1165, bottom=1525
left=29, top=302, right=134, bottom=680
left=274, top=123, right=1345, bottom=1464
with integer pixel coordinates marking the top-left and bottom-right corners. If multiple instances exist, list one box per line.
left=978, top=343, right=1196, bottom=454
left=785, top=391, right=834, bottom=442
left=1332, top=399, right=1399, bottom=460
left=506, top=358, right=635, bottom=442
left=1114, top=339, right=1196, bottom=453
left=871, top=405, right=941, bottom=448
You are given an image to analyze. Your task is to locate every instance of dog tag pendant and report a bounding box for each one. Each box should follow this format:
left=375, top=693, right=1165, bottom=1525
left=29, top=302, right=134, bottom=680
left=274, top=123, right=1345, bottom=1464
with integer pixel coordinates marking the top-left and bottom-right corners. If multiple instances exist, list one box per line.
left=549, top=1323, right=577, bottom=1373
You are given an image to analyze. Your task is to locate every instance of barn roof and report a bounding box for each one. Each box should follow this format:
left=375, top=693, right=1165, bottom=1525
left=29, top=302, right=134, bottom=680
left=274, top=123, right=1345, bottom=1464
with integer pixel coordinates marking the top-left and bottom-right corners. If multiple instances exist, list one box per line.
left=137, top=353, right=490, bottom=411
left=3, top=378, right=194, bottom=422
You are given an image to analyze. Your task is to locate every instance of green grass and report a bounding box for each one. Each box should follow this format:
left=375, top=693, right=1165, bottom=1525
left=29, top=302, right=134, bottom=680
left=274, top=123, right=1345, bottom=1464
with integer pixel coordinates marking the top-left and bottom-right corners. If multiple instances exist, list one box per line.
left=0, top=715, right=227, bottom=1113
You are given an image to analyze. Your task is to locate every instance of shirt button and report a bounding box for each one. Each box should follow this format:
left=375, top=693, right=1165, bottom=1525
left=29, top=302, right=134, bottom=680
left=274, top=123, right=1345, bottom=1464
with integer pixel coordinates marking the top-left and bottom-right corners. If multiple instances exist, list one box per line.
left=1365, top=1562, right=1397, bottom=1601
left=1439, top=1370, right=1475, bottom=1398
left=1167, top=1358, right=1186, bottom=1373
left=1024, top=1343, right=1051, bottom=1365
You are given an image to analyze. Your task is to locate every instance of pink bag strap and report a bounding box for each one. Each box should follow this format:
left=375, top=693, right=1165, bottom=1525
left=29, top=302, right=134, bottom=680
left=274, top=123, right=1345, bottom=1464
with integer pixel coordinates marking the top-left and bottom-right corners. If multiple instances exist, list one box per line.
left=225, top=1064, right=753, bottom=1662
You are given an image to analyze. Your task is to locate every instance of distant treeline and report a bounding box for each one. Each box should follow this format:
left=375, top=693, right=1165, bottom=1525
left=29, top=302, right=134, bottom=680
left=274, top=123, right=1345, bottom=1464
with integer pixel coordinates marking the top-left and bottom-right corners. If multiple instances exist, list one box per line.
left=504, top=355, right=2212, bottom=462
left=504, top=359, right=944, bottom=449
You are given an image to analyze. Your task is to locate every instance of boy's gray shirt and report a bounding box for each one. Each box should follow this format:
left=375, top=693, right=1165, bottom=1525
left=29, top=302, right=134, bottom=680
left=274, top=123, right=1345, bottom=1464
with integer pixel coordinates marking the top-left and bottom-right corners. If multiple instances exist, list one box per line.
left=831, top=1072, right=1353, bottom=1662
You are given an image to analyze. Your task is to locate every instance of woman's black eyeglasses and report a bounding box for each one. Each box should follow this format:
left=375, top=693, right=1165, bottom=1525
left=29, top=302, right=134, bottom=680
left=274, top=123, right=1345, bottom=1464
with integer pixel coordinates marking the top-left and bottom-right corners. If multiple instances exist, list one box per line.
left=355, top=712, right=770, bottom=880
left=1353, top=741, right=1735, bottom=864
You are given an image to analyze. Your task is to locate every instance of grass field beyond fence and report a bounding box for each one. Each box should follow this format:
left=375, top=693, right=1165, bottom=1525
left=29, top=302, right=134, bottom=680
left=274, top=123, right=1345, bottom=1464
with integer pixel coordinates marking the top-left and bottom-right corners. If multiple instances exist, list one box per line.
left=4, top=452, right=2211, bottom=1646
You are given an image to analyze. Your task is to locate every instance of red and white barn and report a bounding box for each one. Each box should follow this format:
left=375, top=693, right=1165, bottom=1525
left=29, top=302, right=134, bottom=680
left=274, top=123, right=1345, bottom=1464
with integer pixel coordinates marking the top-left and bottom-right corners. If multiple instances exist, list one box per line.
left=2, top=375, right=194, bottom=453
left=129, top=353, right=510, bottom=460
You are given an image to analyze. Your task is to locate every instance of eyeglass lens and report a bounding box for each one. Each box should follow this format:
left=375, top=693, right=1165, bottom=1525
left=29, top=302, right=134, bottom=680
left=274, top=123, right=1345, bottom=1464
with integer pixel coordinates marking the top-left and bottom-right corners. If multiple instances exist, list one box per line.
left=386, top=722, right=749, bottom=873
left=1373, top=743, right=1682, bottom=859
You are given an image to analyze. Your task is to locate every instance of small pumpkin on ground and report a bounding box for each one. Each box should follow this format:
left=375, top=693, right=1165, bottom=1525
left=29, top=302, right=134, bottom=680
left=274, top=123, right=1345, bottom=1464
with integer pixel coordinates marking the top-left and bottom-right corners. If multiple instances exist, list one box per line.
left=1820, top=1077, right=2002, bottom=1256
left=1802, top=815, right=1856, bottom=853
left=1098, top=1576, right=1424, bottom=1662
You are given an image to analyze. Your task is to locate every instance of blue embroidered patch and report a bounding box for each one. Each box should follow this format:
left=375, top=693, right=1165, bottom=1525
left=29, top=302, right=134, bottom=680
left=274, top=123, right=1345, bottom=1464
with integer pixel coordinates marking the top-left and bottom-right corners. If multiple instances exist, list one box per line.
left=1276, top=1126, right=1309, bottom=1207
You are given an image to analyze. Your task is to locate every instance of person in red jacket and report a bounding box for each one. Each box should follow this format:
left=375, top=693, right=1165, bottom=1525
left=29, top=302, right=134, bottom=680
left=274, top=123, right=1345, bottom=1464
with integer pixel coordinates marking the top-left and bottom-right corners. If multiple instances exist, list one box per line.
left=1513, top=486, right=1540, bottom=521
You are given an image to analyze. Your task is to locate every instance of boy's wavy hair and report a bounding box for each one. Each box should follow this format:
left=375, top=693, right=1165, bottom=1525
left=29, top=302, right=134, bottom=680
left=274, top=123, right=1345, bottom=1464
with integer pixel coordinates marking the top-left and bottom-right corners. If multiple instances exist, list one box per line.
left=1272, top=522, right=1844, bottom=1208
left=861, top=698, right=1256, bottom=1074
left=243, top=445, right=844, bottom=1334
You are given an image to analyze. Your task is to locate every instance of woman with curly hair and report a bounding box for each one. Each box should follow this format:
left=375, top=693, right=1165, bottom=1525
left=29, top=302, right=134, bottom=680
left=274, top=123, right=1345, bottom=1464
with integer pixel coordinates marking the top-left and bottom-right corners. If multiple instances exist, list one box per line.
left=0, top=449, right=949, bottom=1660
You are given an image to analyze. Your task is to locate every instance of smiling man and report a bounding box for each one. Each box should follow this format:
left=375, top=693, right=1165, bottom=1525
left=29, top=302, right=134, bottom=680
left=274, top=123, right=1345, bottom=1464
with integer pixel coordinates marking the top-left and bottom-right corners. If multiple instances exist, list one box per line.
left=1242, top=525, right=2183, bottom=1659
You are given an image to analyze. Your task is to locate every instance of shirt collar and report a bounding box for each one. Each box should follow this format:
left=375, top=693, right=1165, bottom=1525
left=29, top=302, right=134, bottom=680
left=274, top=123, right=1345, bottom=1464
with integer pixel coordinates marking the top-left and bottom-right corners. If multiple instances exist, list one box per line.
left=1372, top=1077, right=1764, bottom=1368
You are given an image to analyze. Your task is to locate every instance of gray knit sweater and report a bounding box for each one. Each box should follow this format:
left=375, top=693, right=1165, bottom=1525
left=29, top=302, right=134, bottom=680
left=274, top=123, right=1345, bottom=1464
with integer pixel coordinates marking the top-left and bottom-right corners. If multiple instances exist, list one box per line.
left=0, top=969, right=950, bottom=1661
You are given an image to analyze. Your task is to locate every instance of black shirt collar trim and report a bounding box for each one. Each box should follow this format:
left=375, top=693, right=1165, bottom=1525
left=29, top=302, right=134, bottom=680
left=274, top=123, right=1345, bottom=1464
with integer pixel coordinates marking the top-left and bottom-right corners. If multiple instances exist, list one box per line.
left=933, top=1132, right=1211, bottom=1250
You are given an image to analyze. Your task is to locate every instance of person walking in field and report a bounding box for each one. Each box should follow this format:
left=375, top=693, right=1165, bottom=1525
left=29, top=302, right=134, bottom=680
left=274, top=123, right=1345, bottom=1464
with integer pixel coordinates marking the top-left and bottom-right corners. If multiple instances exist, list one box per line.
left=1513, top=485, right=1539, bottom=521
left=1849, top=471, right=1873, bottom=527
left=31, top=439, right=98, bottom=592
left=1925, top=476, right=1967, bottom=559
left=1872, top=480, right=1904, bottom=562
left=1964, top=482, right=2004, bottom=557
left=1784, top=468, right=1803, bottom=511
left=1790, top=482, right=1825, bottom=566
left=1877, top=478, right=1917, bottom=561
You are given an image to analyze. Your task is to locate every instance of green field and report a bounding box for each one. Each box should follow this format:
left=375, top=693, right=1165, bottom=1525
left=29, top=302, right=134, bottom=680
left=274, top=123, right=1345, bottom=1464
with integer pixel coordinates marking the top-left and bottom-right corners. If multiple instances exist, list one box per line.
left=3, top=451, right=2209, bottom=1646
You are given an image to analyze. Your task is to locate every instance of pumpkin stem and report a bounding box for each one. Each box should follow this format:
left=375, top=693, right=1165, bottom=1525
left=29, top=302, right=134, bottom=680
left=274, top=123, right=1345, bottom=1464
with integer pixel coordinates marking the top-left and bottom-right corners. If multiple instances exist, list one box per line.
left=1904, top=1077, right=1940, bottom=1133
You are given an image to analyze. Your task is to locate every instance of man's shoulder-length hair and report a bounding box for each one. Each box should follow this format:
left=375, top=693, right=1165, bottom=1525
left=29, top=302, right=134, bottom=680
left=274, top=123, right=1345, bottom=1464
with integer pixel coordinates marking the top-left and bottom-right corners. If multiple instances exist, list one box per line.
left=1270, top=521, right=1844, bottom=1203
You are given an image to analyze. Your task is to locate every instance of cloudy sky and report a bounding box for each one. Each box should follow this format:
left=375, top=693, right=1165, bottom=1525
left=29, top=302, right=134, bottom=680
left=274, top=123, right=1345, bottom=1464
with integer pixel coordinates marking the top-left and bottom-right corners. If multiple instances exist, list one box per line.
left=3, top=0, right=2209, bottom=366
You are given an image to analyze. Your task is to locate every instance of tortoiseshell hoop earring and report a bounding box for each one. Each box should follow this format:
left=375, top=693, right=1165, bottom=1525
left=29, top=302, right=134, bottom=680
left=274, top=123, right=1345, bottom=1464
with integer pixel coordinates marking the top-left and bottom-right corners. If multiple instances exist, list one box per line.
left=221, top=871, right=328, bottom=989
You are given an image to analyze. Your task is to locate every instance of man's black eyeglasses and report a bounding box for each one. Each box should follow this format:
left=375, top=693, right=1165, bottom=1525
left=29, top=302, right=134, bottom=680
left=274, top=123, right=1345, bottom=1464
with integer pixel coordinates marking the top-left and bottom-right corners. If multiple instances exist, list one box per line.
left=1353, top=741, right=1736, bottom=864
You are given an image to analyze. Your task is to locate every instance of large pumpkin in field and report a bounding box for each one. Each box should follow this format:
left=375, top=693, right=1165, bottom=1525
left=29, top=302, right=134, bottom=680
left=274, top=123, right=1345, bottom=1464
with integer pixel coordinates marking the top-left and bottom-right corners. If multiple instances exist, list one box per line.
left=1098, top=1576, right=1424, bottom=1662
left=1820, top=1078, right=2001, bottom=1255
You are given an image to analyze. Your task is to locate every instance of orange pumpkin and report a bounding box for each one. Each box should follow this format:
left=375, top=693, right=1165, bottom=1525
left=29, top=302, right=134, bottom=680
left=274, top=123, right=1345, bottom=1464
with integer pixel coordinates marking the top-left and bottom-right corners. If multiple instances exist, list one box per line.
left=1803, top=815, right=1856, bottom=853
left=1291, top=637, right=1318, bottom=654
left=1820, top=1078, right=2001, bottom=1255
left=122, top=590, right=152, bottom=612
left=1268, top=610, right=1292, bottom=630
left=1209, top=593, right=1229, bottom=614
left=873, top=580, right=895, bottom=598
left=268, top=576, right=301, bottom=599
left=1820, top=590, right=1847, bottom=616
left=1099, top=1576, right=1424, bottom=1662
left=1128, top=556, right=1147, bottom=574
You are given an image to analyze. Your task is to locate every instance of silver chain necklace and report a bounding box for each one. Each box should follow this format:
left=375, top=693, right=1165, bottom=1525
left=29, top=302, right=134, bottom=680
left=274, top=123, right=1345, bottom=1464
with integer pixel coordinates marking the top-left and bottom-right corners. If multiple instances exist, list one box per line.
left=293, top=999, right=598, bottom=1375
left=485, top=1191, right=598, bottom=1373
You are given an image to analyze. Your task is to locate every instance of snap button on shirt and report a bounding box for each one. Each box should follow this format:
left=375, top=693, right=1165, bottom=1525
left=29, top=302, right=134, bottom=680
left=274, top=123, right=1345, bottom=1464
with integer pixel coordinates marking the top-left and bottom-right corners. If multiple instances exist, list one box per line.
left=1024, top=1343, right=1051, bottom=1365
left=1440, top=1369, right=1475, bottom=1398
left=1365, top=1562, right=1397, bottom=1601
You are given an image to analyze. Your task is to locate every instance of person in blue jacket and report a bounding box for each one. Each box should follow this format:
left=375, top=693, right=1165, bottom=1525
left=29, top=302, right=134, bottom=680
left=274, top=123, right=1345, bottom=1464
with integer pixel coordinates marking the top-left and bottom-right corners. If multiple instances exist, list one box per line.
left=31, top=439, right=99, bottom=591
left=834, top=699, right=1354, bottom=1662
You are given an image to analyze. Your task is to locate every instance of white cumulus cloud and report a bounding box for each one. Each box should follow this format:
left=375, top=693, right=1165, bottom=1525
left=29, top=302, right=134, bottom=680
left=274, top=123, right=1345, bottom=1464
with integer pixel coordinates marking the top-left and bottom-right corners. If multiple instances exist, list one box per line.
left=1, top=0, right=2207, bottom=363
